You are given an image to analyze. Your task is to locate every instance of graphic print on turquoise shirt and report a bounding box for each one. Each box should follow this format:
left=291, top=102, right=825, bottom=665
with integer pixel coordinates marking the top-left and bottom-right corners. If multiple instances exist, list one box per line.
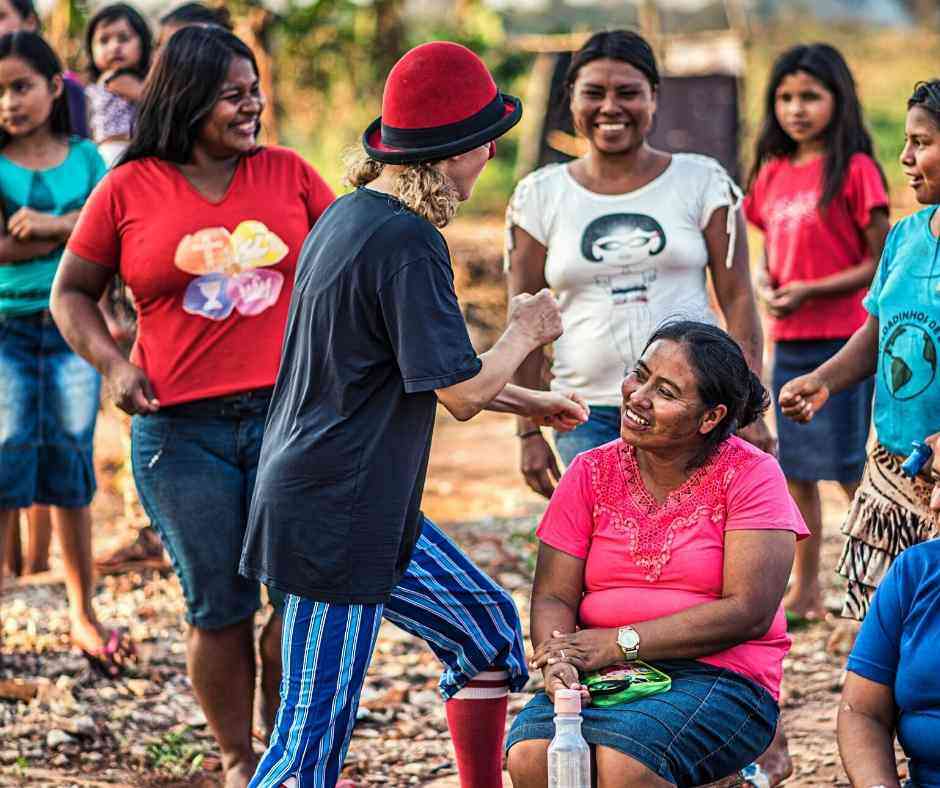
left=0, top=138, right=106, bottom=316
left=864, top=207, right=940, bottom=455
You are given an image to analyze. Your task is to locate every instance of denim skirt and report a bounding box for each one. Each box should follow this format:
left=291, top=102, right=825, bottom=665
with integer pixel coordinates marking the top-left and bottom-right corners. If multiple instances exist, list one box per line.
left=773, top=339, right=873, bottom=483
left=506, top=659, right=778, bottom=787
left=0, top=311, right=100, bottom=509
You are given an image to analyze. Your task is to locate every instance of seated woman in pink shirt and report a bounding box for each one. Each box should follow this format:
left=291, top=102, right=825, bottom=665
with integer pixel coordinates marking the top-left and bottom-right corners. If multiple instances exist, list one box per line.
left=507, top=321, right=809, bottom=788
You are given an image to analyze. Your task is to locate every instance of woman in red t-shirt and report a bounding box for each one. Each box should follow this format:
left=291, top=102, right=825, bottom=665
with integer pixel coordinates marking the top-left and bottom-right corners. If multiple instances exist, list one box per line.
left=744, top=44, right=890, bottom=629
left=50, top=27, right=334, bottom=787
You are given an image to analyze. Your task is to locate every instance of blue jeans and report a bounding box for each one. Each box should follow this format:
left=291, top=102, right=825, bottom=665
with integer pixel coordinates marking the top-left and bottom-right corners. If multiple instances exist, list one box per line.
left=0, top=311, right=100, bottom=508
left=507, top=659, right=778, bottom=786
left=554, top=405, right=621, bottom=466
left=131, top=390, right=284, bottom=630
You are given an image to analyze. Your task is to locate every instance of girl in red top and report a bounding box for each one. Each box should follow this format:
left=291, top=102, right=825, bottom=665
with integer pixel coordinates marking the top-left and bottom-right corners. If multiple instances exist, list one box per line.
left=744, top=44, right=890, bottom=627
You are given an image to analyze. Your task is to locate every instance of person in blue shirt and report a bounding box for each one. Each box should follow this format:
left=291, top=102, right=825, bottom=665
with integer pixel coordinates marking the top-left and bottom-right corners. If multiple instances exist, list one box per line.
left=838, top=519, right=940, bottom=786
left=780, top=80, right=940, bottom=647
left=838, top=425, right=940, bottom=788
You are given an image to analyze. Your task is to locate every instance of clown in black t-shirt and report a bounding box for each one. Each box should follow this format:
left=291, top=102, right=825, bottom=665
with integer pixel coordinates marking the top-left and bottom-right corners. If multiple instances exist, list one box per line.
left=240, top=41, right=588, bottom=788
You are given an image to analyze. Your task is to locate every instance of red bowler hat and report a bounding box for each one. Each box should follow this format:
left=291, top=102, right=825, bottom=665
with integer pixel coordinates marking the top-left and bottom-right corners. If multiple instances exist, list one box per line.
left=363, top=41, right=522, bottom=164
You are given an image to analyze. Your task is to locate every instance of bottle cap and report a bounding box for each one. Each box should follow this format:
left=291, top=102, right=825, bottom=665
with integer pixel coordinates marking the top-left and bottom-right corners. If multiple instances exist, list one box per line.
left=902, top=440, right=934, bottom=478
left=554, top=688, right=581, bottom=714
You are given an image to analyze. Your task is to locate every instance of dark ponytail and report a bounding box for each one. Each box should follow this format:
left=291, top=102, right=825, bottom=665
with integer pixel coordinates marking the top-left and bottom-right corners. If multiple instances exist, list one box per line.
left=642, top=320, right=770, bottom=469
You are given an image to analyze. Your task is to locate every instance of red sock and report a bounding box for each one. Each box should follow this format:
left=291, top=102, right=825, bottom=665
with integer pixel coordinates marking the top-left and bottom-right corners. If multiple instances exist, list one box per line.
left=445, top=670, right=510, bottom=788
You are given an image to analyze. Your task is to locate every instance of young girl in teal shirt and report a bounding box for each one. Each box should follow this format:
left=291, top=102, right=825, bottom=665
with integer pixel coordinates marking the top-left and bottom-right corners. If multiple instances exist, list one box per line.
left=781, top=79, right=940, bottom=627
left=0, top=31, right=132, bottom=676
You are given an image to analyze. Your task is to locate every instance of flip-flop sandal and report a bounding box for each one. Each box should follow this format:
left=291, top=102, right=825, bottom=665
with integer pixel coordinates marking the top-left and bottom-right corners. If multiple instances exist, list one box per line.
left=79, top=628, right=136, bottom=679
left=740, top=761, right=772, bottom=788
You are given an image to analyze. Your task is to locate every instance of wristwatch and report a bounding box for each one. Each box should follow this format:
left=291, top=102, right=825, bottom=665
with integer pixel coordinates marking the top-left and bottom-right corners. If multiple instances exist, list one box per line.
left=617, top=626, right=640, bottom=661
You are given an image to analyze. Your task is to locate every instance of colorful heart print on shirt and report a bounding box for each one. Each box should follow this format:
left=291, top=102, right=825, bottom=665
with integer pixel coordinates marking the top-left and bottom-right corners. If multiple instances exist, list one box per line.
left=176, top=220, right=288, bottom=320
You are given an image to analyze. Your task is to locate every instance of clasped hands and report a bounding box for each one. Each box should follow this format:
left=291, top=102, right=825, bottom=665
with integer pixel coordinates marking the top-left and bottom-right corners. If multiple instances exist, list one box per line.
left=529, top=628, right=620, bottom=703
left=756, top=274, right=811, bottom=318
left=6, top=207, right=65, bottom=241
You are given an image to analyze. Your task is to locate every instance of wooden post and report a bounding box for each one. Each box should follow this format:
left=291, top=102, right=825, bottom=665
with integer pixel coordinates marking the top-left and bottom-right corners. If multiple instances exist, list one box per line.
left=514, top=52, right=558, bottom=179
left=373, top=0, right=405, bottom=81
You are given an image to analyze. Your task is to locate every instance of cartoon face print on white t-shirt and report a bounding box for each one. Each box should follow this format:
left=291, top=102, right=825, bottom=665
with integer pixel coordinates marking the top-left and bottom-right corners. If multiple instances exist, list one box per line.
left=581, top=212, right=667, bottom=363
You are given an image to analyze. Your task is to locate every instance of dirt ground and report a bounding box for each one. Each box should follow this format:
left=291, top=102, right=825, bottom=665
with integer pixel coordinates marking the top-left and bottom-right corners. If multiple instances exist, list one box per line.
left=0, top=406, right=885, bottom=787
left=0, top=217, right=905, bottom=786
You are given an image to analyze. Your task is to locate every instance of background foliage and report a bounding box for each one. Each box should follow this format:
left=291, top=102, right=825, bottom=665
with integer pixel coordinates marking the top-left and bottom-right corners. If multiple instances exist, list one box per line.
left=53, top=1, right=937, bottom=213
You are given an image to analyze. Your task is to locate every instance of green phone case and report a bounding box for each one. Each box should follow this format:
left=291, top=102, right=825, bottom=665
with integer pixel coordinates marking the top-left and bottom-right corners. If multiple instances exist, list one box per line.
left=583, top=661, right=672, bottom=707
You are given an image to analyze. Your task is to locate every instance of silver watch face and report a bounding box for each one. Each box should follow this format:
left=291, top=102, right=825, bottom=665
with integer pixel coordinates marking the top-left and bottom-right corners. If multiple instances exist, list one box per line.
left=618, top=627, right=640, bottom=649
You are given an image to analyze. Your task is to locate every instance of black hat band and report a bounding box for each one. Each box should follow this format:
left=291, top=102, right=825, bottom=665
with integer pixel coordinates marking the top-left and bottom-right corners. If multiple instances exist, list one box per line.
left=381, top=93, right=506, bottom=149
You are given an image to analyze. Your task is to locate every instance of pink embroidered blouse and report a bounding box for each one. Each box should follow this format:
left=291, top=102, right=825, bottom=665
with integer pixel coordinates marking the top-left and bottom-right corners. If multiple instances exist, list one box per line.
left=536, top=435, right=809, bottom=699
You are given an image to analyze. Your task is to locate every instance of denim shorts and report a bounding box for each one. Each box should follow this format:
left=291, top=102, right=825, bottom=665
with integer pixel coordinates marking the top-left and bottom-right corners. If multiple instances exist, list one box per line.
left=506, top=659, right=778, bottom=787
left=0, top=311, right=100, bottom=509
left=553, top=405, right=621, bottom=467
left=131, top=390, right=284, bottom=630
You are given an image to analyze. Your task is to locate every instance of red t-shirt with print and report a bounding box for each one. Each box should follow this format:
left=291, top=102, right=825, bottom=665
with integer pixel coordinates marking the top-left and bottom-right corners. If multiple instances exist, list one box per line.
left=743, top=152, right=888, bottom=341
left=68, top=147, right=335, bottom=406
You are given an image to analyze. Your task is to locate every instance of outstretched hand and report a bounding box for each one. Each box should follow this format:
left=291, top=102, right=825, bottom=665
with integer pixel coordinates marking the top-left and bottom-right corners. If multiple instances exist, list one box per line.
left=530, top=391, right=590, bottom=432
left=778, top=373, right=830, bottom=423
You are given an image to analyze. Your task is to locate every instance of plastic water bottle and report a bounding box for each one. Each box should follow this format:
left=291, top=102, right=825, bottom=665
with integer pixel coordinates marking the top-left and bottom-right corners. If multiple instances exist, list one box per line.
left=548, top=688, right=590, bottom=788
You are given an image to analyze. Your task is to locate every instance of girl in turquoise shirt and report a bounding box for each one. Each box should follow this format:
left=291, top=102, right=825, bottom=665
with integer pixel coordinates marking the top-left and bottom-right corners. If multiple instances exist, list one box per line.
left=0, top=32, right=131, bottom=677
left=780, top=79, right=940, bottom=641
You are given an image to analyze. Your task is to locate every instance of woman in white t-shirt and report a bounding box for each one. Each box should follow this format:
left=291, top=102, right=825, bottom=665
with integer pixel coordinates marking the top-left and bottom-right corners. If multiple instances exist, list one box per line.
left=508, top=29, right=773, bottom=498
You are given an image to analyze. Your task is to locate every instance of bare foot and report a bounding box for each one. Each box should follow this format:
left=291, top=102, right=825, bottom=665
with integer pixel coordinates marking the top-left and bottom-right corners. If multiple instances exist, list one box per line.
left=754, top=723, right=793, bottom=786
left=70, top=614, right=109, bottom=655
left=95, top=526, right=168, bottom=571
left=826, top=619, right=861, bottom=656
left=71, top=616, right=136, bottom=677
left=223, top=758, right=258, bottom=788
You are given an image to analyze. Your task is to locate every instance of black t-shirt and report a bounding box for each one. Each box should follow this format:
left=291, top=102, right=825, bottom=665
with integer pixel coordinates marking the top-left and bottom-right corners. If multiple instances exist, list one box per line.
left=239, top=188, right=482, bottom=604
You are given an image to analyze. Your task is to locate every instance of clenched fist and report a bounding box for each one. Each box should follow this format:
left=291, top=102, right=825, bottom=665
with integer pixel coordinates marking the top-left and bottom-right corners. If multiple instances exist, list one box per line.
left=508, top=288, right=562, bottom=349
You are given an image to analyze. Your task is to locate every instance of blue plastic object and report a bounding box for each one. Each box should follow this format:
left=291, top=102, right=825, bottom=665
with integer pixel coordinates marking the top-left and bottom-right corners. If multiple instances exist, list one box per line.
left=901, top=441, right=933, bottom=478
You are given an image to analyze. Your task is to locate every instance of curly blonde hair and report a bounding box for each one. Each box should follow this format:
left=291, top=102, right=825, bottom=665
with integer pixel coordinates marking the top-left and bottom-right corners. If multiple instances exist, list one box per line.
left=343, top=146, right=460, bottom=228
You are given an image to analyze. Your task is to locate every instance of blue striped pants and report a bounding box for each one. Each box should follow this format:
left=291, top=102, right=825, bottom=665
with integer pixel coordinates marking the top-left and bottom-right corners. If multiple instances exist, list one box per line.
left=249, top=517, right=528, bottom=788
